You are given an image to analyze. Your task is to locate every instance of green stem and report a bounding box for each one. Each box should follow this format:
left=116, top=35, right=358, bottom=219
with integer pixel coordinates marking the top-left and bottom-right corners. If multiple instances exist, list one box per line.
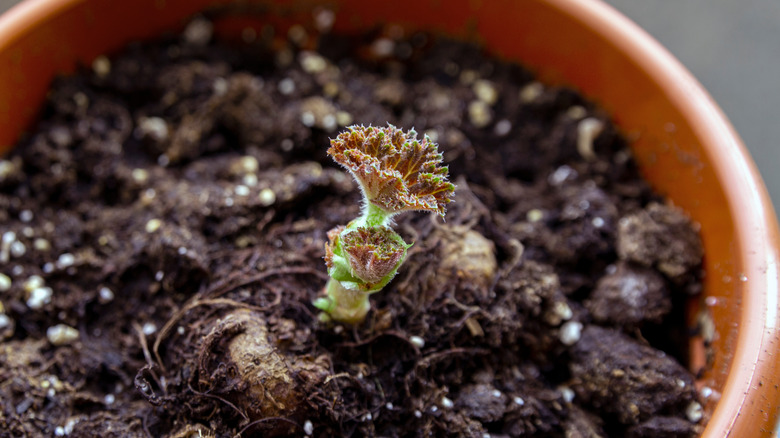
left=352, top=203, right=392, bottom=229
left=314, top=278, right=371, bottom=324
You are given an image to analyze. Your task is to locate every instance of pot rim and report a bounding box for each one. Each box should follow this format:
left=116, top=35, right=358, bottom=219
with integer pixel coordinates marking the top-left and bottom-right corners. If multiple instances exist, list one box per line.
left=0, top=0, right=74, bottom=47
left=553, top=0, right=780, bottom=435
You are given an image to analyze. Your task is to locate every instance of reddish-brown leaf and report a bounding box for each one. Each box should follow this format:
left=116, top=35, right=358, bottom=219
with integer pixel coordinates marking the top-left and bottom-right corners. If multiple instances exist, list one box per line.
left=328, top=124, right=455, bottom=216
left=341, top=227, right=407, bottom=286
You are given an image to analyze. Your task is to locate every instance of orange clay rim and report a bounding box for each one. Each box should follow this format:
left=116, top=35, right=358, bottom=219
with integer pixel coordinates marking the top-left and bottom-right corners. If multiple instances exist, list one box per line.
left=557, top=1, right=780, bottom=436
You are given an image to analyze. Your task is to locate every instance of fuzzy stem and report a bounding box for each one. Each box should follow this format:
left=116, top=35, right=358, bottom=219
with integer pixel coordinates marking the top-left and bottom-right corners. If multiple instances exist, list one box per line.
left=351, top=203, right=392, bottom=229
left=314, top=278, right=372, bottom=325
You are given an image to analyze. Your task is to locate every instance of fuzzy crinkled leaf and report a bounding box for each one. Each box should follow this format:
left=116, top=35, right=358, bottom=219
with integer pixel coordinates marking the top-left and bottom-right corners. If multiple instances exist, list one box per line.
left=324, top=225, right=408, bottom=291
left=328, top=124, right=455, bottom=216
left=341, top=227, right=407, bottom=284
left=324, top=225, right=345, bottom=271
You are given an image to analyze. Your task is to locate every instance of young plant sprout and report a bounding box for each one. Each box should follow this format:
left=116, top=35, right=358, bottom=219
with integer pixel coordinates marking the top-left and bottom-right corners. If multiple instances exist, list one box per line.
left=314, top=124, right=456, bottom=324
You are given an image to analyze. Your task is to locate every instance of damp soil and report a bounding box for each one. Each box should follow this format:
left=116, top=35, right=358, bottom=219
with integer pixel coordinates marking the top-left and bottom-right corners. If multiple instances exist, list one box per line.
left=0, top=16, right=706, bottom=438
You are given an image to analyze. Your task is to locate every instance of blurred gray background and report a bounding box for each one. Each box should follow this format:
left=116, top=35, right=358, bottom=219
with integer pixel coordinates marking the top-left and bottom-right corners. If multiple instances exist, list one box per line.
left=603, top=0, right=780, bottom=214
left=2, top=0, right=779, bottom=211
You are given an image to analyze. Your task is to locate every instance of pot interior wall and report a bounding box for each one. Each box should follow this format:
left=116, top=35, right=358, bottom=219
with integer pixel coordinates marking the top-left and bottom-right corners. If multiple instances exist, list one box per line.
left=1, top=0, right=778, bottom=436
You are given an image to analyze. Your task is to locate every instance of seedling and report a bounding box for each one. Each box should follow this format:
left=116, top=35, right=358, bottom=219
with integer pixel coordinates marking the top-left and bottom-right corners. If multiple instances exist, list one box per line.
left=314, top=124, right=455, bottom=324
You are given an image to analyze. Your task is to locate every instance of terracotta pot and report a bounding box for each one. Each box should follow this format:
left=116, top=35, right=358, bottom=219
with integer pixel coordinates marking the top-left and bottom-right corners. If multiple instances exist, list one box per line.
left=1, top=0, right=778, bottom=436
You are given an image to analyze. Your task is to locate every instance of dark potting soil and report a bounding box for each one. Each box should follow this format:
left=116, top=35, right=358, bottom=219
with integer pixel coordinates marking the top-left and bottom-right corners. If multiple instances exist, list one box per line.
left=0, top=16, right=706, bottom=438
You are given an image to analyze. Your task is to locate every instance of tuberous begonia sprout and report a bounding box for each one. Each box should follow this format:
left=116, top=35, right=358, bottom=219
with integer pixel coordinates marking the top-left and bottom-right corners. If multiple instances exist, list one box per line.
left=313, top=124, right=455, bottom=324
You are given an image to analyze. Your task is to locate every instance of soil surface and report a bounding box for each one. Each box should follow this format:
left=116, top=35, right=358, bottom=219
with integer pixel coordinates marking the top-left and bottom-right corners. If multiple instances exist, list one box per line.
left=0, top=15, right=706, bottom=438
